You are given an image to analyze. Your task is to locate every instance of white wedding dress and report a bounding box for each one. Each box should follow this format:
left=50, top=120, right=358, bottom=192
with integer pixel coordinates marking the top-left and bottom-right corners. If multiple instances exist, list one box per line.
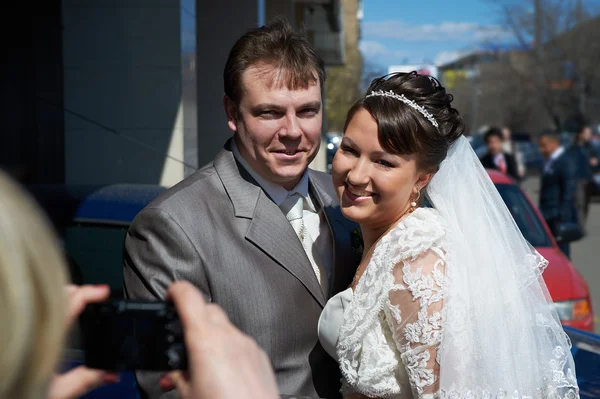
left=319, top=207, right=447, bottom=399
left=317, top=86, right=578, bottom=397
left=318, top=205, right=578, bottom=399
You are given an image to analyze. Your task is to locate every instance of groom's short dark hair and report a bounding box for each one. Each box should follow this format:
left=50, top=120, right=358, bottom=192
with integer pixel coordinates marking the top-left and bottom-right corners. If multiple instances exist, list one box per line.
left=223, top=17, right=326, bottom=105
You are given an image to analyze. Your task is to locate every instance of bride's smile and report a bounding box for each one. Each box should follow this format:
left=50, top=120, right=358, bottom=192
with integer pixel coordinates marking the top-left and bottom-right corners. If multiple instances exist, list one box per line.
left=331, top=108, right=431, bottom=235
left=344, top=182, right=376, bottom=201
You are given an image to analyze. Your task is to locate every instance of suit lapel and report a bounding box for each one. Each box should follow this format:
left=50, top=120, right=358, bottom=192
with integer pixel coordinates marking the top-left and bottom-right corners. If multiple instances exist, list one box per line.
left=215, top=141, right=326, bottom=307
left=246, top=194, right=326, bottom=306
left=544, top=155, right=560, bottom=176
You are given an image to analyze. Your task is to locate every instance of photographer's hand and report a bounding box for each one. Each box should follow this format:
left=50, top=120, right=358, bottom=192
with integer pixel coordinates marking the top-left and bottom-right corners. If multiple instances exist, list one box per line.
left=48, top=285, right=119, bottom=399
left=163, top=281, right=279, bottom=399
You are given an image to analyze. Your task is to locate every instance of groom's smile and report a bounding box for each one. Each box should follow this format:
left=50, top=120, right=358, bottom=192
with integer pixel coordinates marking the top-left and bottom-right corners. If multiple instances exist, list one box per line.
left=272, top=147, right=305, bottom=161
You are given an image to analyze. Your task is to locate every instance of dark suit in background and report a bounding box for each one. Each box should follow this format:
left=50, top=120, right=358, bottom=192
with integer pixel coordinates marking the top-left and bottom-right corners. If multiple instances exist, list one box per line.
left=480, top=151, right=520, bottom=181
left=123, top=140, right=361, bottom=399
left=539, top=149, right=579, bottom=258
left=570, top=143, right=594, bottom=230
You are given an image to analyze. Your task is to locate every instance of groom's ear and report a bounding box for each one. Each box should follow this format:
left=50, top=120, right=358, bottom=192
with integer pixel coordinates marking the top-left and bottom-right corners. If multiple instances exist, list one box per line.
left=223, top=95, right=239, bottom=132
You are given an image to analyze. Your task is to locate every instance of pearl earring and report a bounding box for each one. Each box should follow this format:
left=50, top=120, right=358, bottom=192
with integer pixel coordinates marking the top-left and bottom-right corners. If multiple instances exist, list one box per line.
left=411, top=188, right=421, bottom=210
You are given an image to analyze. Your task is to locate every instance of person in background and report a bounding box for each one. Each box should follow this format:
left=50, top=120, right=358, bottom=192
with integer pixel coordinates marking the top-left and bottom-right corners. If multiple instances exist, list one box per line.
left=502, top=126, right=513, bottom=153
left=0, top=170, right=279, bottom=399
left=502, top=126, right=527, bottom=179
left=538, top=131, right=579, bottom=258
left=480, top=127, right=520, bottom=181
left=570, top=124, right=598, bottom=230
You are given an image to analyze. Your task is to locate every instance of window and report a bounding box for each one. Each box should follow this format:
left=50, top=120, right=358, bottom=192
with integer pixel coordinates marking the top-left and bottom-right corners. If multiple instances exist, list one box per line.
left=62, top=223, right=129, bottom=352
left=424, top=184, right=552, bottom=248
left=495, top=184, right=553, bottom=247
left=63, top=223, right=129, bottom=292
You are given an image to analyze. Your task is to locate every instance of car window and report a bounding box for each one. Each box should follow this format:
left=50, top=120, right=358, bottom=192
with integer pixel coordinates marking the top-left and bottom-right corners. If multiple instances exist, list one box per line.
left=62, top=223, right=129, bottom=352
left=494, top=184, right=553, bottom=247
left=64, top=223, right=129, bottom=292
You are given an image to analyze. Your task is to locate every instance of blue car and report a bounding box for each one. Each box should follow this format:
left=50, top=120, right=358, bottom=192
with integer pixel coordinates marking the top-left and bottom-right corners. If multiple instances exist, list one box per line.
left=26, top=184, right=600, bottom=398
left=564, top=326, right=600, bottom=399
left=27, top=184, right=166, bottom=399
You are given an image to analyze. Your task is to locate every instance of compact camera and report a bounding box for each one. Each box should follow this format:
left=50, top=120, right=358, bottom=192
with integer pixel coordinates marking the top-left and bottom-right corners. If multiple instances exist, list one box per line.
left=79, top=300, right=188, bottom=371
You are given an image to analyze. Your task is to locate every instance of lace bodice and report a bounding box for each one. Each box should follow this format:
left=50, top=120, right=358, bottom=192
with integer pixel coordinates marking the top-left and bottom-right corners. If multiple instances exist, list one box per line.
left=319, top=207, right=447, bottom=399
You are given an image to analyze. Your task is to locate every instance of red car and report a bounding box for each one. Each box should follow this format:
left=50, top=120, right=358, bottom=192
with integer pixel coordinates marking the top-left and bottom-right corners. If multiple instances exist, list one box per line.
left=488, top=169, right=594, bottom=332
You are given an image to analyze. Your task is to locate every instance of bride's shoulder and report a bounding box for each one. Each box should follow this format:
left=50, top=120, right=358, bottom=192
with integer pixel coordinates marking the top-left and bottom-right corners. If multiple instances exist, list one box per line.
left=386, top=207, right=447, bottom=260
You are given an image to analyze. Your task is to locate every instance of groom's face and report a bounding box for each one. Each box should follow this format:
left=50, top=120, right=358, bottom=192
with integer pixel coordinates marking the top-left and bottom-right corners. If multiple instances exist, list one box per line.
left=225, top=63, right=323, bottom=190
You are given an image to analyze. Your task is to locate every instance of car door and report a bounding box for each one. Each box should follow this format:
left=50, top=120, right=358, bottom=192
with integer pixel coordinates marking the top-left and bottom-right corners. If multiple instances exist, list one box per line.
left=60, top=220, right=141, bottom=399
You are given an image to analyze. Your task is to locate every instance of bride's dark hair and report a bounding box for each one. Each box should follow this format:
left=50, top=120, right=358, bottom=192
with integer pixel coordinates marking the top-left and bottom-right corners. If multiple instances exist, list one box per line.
left=344, top=71, right=464, bottom=172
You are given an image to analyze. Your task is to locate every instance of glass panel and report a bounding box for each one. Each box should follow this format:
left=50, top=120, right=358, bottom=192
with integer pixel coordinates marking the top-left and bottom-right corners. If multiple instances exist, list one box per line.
left=495, top=184, right=553, bottom=247
left=64, top=224, right=128, bottom=292
left=63, top=223, right=128, bottom=351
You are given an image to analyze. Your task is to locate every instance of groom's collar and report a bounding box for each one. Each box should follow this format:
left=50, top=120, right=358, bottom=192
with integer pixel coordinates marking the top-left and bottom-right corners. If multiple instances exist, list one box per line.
left=215, top=138, right=321, bottom=219
left=214, top=140, right=260, bottom=219
left=230, top=138, right=311, bottom=207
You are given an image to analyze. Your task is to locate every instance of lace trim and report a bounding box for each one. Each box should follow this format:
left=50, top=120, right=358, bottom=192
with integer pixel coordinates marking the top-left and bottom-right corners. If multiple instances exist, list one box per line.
left=337, top=208, right=447, bottom=397
left=335, top=206, right=577, bottom=399
left=436, top=385, right=579, bottom=399
left=521, top=252, right=550, bottom=290
left=387, top=208, right=447, bottom=263
left=396, top=250, right=446, bottom=397
left=338, top=208, right=446, bottom=349
left=434, top=341, right=579, bottom=399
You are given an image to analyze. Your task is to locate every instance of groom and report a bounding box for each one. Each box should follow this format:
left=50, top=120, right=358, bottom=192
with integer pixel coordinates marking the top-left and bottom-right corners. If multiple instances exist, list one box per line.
left=123, top=18, right=361, bottom=399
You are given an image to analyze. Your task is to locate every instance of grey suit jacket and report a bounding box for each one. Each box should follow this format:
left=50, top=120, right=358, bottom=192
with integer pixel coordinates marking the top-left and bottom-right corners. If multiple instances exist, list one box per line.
left=123, top=140, right=361, bottom=399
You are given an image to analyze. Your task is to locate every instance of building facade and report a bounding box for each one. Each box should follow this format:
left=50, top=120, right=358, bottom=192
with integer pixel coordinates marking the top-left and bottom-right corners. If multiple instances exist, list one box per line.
left=2, top=0, right=346, bottom=186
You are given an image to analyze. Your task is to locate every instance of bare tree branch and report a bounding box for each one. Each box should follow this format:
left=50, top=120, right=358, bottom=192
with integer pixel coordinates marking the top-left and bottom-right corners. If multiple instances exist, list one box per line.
left=482, top=0, right=600, bottom=129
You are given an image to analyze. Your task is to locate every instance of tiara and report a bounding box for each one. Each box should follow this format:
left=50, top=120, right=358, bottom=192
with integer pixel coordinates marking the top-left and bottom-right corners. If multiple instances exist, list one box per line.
left=365, top=90, right=439, bottom=128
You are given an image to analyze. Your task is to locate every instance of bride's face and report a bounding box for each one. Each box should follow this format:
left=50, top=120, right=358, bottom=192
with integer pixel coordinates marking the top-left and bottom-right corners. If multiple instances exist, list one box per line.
left=332, top=108, right=430, bottom=230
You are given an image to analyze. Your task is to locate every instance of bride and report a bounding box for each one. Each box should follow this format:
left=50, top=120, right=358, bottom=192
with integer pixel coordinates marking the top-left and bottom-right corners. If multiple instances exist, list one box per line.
left=318, top=72, right=579, bottom=399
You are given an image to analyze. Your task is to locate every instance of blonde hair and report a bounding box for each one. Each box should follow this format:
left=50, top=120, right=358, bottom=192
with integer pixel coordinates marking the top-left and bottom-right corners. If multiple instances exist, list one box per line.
left=0, top=171, right=69, bottom=399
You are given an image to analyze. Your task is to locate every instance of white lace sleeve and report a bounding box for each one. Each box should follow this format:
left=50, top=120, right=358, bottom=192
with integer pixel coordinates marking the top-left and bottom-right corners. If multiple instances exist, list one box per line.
left=384, top=247, right=446, bottom=399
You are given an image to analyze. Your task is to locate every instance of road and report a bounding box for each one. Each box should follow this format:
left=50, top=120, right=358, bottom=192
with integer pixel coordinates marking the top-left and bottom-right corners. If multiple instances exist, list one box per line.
left=521, top=177, right=600, bottom=332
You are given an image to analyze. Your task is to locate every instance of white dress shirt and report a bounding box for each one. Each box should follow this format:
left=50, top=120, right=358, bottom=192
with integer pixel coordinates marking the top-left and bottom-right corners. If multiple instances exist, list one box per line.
left=494, top=153, right=507, bottom=172
left=231, top=140, right=334, bottom=288
left=544, top=146, right=565, bottom=174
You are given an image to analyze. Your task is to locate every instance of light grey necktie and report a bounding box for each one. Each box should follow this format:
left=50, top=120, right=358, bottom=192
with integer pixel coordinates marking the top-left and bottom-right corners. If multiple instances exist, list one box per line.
left=281, top=193, right=328, bottom=293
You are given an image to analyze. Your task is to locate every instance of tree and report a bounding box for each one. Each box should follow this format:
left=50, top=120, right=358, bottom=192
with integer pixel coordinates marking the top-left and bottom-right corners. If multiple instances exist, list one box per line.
left=324, top=0, right=364, bottom=133
left=490, top=0, right=600, bottom=130
left=325, top=48, right=363, bottom=132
